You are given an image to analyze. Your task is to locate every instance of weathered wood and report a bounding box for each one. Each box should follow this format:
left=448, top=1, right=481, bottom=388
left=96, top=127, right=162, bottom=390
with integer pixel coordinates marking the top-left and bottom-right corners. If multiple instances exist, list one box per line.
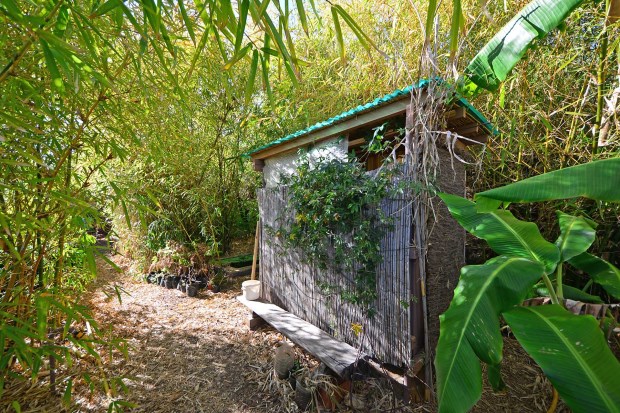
left=253, top=159, right=265, bottom=171
left=248, top=311, right=265, bottom=330
left=453, top=124, right=479, bottom=136
left=251, top=221, right=259, bottom=280
left=445, top=106, right=466, bottom=121
left=347, top=137, right=366, bottom=148
left=237, top=296, right=366, bottom=378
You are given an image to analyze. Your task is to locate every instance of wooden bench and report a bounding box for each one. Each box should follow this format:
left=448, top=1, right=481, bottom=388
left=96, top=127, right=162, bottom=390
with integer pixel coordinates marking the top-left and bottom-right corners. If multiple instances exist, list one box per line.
left=237, top=296, right=367, bottom=378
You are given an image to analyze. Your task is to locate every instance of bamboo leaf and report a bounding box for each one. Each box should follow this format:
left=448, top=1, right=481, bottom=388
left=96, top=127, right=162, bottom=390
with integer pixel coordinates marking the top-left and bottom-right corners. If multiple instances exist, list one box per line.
left=439, top=193, right=560, bottom=274
left=120, top=4, right=146, bottom=37
left=568, top=253, right=620, bottom=300
left=504, top=305, right=620, bottom=413
left=0, top=0, right=24, bottom=22
left=90, top=0, right=123, bottom=18
left=476, top=158, right=620, bottom=205
left=54, top=5, right=70, bottom=38
left=185, top=25, right=211, bottom=83
left=245, top=50, right=259, bottom=105
left=235, top=0, right=250, bottom=54
left=120, top=199, right=132, bottom=230
left=223, top=44, right=251, bottom=70
left=256, top=0, right=271, bottom=19
left=296, top=0, right=309, bottom=35
left=177, top=0, right=196, bottom=44
left=260, top=11, right=298, bottom=85
left=260, top=54, right=273, bottom=105
left=449, top=0, right=462, bottom=62
left=424, top=0, right=437, bottom=46
left=62, top=378, right=73, bottom=406
left=39, top=39, right=64, bottom=92
left=333, top=5, right=385, bottom=57
left=465, top=0, right=585, bottom=91
left=436, top=256, right=545, bottom=413
left=555, top=212, right=596, bottom=262
left=331, top=7, right=345, bottom=62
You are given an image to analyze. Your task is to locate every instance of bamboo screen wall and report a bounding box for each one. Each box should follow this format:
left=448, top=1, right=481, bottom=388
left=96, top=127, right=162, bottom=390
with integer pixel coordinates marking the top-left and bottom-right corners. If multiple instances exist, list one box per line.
left=257, top=187, right=412, bottom=367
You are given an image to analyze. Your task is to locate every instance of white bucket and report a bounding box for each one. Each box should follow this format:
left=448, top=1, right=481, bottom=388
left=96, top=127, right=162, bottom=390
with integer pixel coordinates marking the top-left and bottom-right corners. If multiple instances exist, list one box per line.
left=242, top=280, right=260, bottom=301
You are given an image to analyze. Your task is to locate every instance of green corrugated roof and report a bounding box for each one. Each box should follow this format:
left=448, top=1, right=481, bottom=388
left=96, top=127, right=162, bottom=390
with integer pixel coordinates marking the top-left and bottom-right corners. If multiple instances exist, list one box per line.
left=246, top=79, right=495, bottom=157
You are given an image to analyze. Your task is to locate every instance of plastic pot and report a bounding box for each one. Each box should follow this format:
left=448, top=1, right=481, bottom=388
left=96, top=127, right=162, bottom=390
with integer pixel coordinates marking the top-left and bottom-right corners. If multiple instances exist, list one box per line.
left=294, top=379, right=312, bottom=411
left=165, top=277, right=175, bottom=289
left=187, top=284, right=199, bottom=297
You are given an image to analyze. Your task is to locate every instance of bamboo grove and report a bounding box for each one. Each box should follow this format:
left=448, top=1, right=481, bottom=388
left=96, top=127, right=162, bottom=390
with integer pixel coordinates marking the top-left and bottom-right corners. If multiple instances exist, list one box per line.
left=1, top=0, right=619, bottom=409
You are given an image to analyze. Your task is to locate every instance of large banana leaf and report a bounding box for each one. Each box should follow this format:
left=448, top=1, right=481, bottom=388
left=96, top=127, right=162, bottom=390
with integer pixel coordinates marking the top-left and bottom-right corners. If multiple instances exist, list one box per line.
left=465, top=0, right=585, bottom=91
left=569, top=252, right=620, bottom=300
left=555, top=212, right=596, bottom=262
left=439, top=193, right=559, bottom=273
left=536, top=284, right=604, bottom=304
left=504, top=305, right=620, bottom=413
left=475, top=158, right=620, bottom=207
left=436, top=257, right=545, bottom=413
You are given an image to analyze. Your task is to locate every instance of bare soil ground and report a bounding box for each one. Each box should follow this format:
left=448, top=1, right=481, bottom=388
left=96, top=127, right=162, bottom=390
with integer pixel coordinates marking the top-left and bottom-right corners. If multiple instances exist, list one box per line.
left=2, top=254, right=569, bottom=412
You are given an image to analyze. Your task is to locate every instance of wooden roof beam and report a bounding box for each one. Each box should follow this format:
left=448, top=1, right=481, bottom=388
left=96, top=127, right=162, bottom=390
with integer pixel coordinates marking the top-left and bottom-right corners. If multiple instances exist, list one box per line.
left=251, top=98, right=411, bottom=160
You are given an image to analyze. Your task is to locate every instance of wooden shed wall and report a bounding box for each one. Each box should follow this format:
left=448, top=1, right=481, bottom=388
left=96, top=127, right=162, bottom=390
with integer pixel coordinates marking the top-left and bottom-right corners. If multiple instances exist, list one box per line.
left=258, top=187, right=412, bottom=367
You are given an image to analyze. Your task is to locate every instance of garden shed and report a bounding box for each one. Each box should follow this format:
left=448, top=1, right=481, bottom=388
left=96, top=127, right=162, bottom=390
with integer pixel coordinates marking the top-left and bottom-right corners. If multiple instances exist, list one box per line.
left=241, top=81, right=493, bottom=390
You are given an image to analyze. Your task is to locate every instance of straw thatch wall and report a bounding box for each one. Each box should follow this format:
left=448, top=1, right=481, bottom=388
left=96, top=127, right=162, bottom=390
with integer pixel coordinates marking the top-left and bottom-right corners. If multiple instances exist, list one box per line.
left=258, top=187, right=413, bottom=367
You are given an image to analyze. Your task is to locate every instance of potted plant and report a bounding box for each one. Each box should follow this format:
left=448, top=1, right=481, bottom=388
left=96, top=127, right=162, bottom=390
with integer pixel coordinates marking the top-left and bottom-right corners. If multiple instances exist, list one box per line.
left=209, top=269, right=227, bottom=293
left=185, top=268, right=200, bottom=297
left=294, top=374, right=313, bottom=411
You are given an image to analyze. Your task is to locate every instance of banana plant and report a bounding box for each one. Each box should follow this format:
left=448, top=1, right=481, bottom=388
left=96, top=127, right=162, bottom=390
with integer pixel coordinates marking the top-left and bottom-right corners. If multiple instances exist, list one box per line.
left=435, top=158, right=620, bottom=413
left=464, top=0, right=585, bottom=92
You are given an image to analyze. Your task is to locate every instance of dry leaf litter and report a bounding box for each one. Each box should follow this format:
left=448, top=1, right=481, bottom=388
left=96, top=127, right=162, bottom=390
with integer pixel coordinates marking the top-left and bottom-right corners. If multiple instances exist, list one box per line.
left=2, top=255, right=568, bottom=412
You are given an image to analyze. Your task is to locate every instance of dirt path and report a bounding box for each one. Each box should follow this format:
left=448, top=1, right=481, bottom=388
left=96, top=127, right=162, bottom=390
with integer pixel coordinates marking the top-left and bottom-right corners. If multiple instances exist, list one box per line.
left=62, top=256, right=565, bottom=413
left=76, top=257, right=286, bottom=412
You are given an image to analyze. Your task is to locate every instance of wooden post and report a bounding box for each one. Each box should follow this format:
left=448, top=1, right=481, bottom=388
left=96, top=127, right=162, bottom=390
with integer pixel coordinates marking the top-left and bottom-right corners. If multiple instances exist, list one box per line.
left=250, top=220, right=259, bottom=280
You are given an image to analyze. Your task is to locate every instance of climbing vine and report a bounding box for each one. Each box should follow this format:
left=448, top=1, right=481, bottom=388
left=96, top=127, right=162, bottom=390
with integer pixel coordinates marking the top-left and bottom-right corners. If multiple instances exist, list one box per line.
left=278, top=154, right=398, bottom=313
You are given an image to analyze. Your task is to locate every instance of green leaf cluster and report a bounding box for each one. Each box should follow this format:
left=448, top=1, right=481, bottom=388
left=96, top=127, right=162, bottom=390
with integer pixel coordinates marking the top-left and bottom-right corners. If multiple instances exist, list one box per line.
left=278, top=155, right=397, bottom=313
left=436, top=158, right=620, bottom=413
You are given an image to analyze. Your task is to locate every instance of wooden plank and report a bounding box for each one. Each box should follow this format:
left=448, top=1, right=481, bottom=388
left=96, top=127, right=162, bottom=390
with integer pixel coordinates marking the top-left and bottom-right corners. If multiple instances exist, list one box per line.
left=250, top=221, right=259, bottom=280
left=348, top=137, right=366, bottom=148
left=445, top=106, right=466, bottom=121
left=237, top=296, right=367, bottom=378
left=253, top=159, right=265, bottom=171
left=453, top=124, right=479, bottom=136
left=251, top=99, right=410, bottom=160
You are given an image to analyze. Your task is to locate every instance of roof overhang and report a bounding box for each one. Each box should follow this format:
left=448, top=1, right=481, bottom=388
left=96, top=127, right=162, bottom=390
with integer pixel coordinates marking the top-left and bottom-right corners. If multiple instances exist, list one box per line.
left=247, top=81, right=494, bottom=162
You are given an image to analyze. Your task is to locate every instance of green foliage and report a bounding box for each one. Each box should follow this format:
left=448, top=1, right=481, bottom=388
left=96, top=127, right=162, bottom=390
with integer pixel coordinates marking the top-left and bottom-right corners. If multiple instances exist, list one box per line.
left=476, top=158, right=620, bottom=207
left=503, top=305, right=620, bottom=412
left=465, top=0, right=586, bottom=92
left=278, top=155, right=396, bottom=312
left=436, top=159, right=620, bottom=413
left=436, top=257, right=545, bottom=410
